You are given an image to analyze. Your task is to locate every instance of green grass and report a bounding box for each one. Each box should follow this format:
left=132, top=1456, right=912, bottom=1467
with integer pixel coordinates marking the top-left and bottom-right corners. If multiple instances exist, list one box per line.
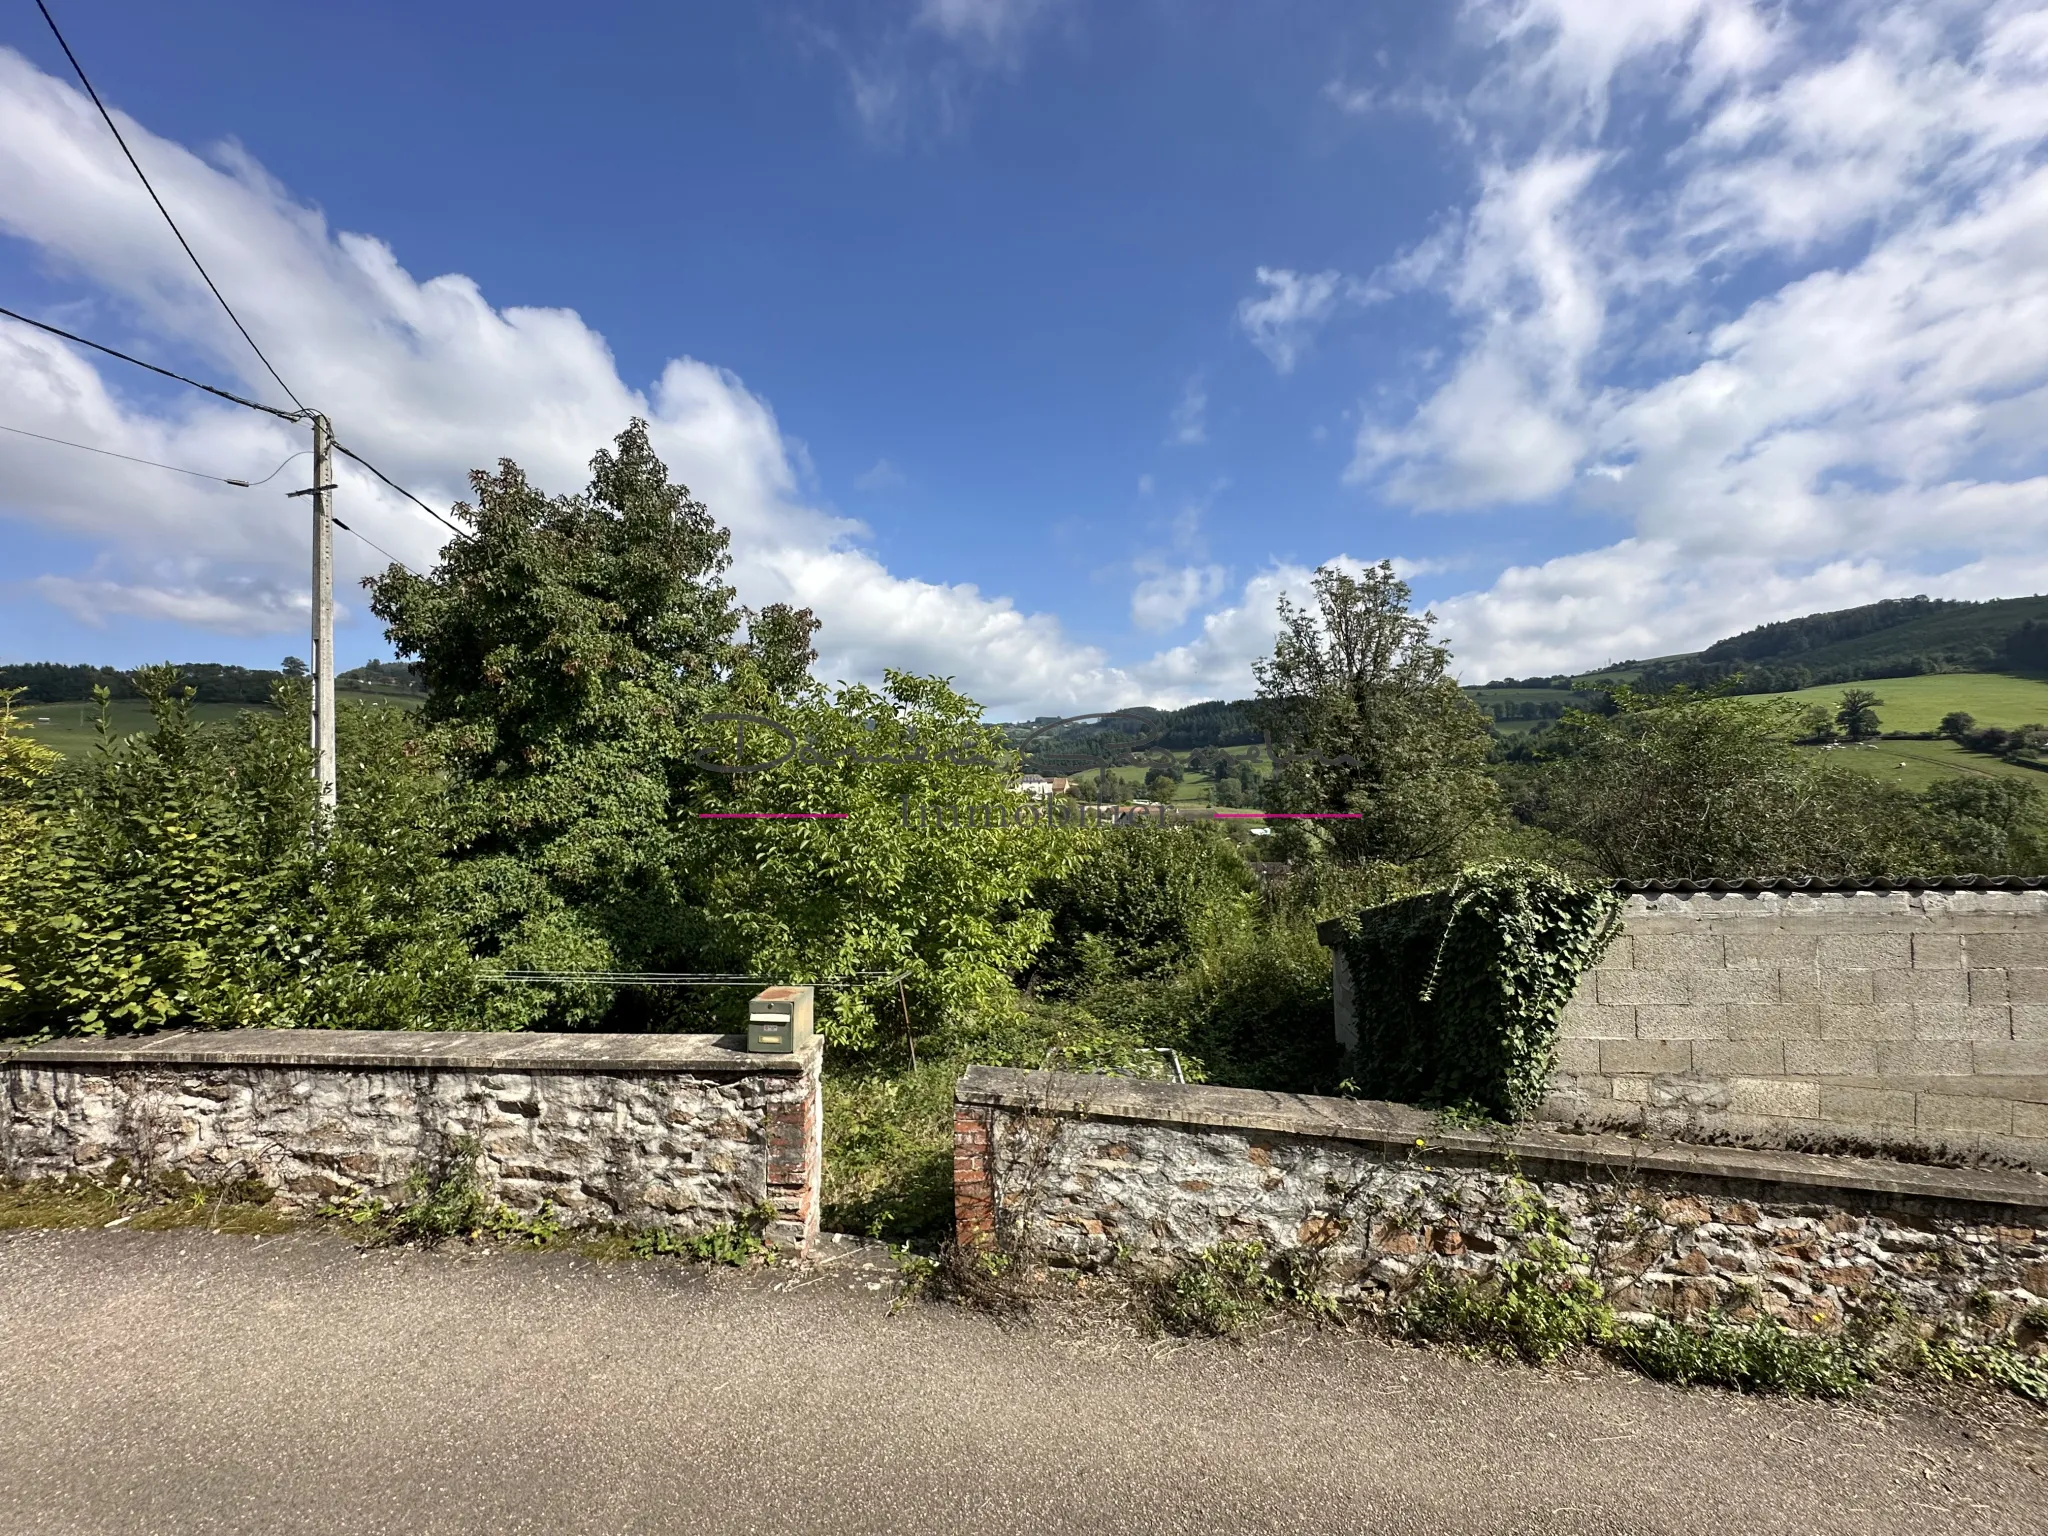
left=1799, top=739, right=2048, bottom=793
left=18, top=692, right=421, bottom=759
left=1767, top=672, right=2048, bottom=733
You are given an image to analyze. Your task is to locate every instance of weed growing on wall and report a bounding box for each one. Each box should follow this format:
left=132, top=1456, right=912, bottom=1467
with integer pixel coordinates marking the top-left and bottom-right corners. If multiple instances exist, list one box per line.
left=1160, top=1241, right=1339, bottom=1337
left=1338, top=861, right=1620, bottom=1118
left=1611, top=1318, right=1870, bottom=1397
left=630, top=1205, right=776, bottom=1265
left=1395, top=1234, right=1612, bottom=1365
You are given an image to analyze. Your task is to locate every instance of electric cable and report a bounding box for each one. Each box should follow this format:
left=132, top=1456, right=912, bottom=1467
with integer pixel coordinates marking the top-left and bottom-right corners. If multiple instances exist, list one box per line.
left=0, top=422, right=308, bottom=486
left=2, top=305, right=463, bottom=547
left=331, top=515, right=414, bottom=574
left=35, top=0, right=306, bottom=414
left=0, top=305, right=302, bottom=422
left=329, top=439, right=468, bottom=538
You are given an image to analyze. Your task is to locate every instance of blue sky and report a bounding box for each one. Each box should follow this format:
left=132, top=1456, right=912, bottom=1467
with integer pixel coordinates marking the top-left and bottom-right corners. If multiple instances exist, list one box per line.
left=3, top=1, right=2047, bottom=713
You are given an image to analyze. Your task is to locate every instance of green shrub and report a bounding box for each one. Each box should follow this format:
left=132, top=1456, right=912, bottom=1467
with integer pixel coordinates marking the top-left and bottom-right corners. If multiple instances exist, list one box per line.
left=1612, top=1318, right=1869, bottom=1398
left=1339, top=861, right=1619, bottom=1117
left=1394, top=1237, right=1612, bottom=1364
left=630, top=1216, right=774, bottom=1265
left=1149, top=1241, right=1338, bottom=1336
left=384, top=1135, right=494, bottom=1245
left=0, top=673, right=489, bottom=1041
left=1031, top=825, right=1253, bottom=995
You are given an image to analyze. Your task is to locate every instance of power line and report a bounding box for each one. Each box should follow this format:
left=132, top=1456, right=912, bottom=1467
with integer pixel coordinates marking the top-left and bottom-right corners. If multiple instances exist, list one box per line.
left=0, top=421, right=308, bottom=486
left=0, top=415, right=409, bottom=567
left=35, top=0, right=305, bottom=415
left=0, top=305, right=301, bottom=422
left=330, top=439, right=468, bottom=539
left=331, top=515, right=414, bottom=574
left=0, top=306, right=461, bottom=550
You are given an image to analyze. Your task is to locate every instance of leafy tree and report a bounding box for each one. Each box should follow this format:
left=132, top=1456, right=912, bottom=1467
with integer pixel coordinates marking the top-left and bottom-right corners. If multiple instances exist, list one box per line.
left=366, top=420, right=809, bottom=1025
left=1253, top=561, right=1499, bottom=876
left=1793, top=705, right=1836, bottom=744
left=0, top=690, right=61, bottom=1007
left=1939, top=711, right=1976, bottom=739
left=280, top=656, right=308, bottom=679
left=1835, top=688, right=1884, bottom=741
left=684, top=672, right=1068, bottom=1046
left=1144, top=768, right=1179, bottom=800
left=0, top=671, right=482, bottom=1039
left=1918, top=777, right=2045, bottom=874
left=1528, top=688, right=1932, bottom=879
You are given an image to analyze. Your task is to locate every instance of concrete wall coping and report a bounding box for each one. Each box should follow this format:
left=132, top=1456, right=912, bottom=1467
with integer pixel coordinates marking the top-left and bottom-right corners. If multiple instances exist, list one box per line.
left=956, top=1066, right=2048, bottom=1219
left=1314, top=884, right=2048, bottom=945
left=7, top=1029, right=821, bottom=1076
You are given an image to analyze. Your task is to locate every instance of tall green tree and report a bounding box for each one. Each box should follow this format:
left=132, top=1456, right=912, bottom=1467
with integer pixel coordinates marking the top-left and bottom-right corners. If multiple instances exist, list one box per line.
left=1836, top=688, right=1884, bottom=741
left=1252, top=561, right=1499, bottom=877
left=366, top=421, right=813, bottom=1024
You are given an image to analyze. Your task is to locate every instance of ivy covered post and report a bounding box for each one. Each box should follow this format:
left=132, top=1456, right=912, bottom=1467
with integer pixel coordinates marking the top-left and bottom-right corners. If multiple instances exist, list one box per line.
left=1327, top=863, right=1620, bottom=1120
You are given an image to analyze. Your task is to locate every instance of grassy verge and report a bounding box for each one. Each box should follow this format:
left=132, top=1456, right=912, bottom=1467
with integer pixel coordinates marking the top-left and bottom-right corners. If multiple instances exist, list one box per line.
left=0, top=1170, right=294, bottom=1236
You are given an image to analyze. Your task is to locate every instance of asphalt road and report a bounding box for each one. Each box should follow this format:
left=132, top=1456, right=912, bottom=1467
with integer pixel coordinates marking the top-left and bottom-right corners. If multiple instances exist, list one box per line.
left=0, top=1227, right=2042, bottom=1536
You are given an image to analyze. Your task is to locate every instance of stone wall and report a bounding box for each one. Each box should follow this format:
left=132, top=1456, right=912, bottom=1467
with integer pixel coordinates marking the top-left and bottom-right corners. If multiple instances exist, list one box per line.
left=955, top=1067, right=2048, bottom=1337
left=1327, top=886, right=2048, bottom=1166
left=1, top=1029, right=823, bottom=1251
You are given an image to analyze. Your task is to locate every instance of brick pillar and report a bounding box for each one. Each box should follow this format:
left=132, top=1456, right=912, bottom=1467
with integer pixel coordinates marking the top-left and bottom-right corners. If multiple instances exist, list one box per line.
left=954, top=1101, right=995, bottom=1249
left=763, top=1056, right=822, bottom=1253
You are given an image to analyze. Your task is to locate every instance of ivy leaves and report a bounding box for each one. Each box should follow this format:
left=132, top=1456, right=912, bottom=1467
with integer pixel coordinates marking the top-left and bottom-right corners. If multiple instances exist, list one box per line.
left=1342, top=862, right=1620, bottom=1119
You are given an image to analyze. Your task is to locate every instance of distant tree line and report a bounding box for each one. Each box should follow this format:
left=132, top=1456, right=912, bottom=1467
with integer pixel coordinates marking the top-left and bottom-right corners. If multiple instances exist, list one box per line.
left=0, top=659, right=423, bottom=705
left=1479, top=698, right=1571, bottom=722
left=1633, top=595, right=2048, bottom=695
left=1475, top=674, right=1581, bottom=690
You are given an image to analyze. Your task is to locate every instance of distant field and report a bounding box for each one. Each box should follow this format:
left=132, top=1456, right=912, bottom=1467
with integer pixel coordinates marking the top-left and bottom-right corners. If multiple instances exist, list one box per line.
left=1799, top=738, right=2048, bottom=793
left=1767, top=672, right=2048, bottom=733
left=17, top=693, right=420, bottom=760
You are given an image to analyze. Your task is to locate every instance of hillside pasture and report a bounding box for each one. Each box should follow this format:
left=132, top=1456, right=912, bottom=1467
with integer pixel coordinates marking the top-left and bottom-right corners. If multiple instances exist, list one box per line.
left=1768, top=672, right=2048, bottom=734
left=18, top=693, right=421, bottom=759
left=1797, top=738, right=2048, bottom=793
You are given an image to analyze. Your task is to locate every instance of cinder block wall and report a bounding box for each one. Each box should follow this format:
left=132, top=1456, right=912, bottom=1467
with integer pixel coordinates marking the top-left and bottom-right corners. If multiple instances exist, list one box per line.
left=1545, top=889, right=2048, bottom=1164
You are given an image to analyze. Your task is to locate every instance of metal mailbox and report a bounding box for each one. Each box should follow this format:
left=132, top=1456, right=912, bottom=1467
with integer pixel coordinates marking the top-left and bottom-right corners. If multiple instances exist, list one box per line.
left=747, top=985, right=814, bottom=1054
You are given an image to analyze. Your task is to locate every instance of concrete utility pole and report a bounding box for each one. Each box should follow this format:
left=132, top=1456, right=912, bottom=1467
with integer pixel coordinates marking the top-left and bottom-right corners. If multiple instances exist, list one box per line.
left=309, top=413, right=337, bottom=814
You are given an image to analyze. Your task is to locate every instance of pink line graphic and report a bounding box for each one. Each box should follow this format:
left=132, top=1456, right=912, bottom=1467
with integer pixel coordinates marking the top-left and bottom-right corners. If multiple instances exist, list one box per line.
left=697, top=812, right=848, bottom=819
left=1211, top=812, right=1363, bottom=819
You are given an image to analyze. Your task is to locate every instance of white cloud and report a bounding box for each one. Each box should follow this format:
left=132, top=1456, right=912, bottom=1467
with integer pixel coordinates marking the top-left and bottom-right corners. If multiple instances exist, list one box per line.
left=854, top=457, right=905, bottom=491
left=916, top=0, right=1057, bottom=54
left=1237, top=266, right=1347, bottom=374
left=1167, top=375, right=1207, bottom=445
left=1129, top=562, right=1227, bottom=632
left=817, top=0, right=1065, bottom=145
left=1345, top=0, right=2048, bottom=673
left=0, top=48, right=1139, bottom=717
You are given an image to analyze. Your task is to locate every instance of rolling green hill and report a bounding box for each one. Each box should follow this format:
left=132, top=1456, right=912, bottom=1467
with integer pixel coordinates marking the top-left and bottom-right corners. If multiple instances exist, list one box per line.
left=1801, top=738, right=2048, bottom=793
left=1770, top=673, right=2048, bottom=734
left=1629, top=593, right=2048, bottom=694
left=15, top=693, right=422, bottom=760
